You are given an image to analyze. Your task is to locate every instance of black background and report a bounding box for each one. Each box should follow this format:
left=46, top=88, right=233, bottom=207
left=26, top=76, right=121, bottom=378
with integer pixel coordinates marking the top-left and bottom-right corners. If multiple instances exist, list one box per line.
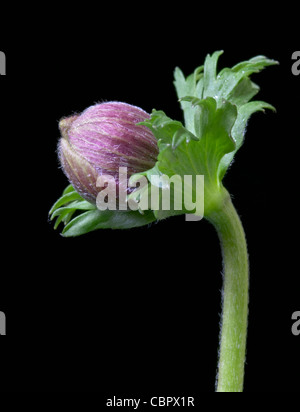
left=0, top=5, right=299, bottom=396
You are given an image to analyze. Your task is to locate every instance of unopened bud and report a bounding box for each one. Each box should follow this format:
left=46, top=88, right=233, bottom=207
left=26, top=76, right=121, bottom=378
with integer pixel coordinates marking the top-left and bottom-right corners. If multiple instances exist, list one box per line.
left=58, top=102, right=158, bottom=204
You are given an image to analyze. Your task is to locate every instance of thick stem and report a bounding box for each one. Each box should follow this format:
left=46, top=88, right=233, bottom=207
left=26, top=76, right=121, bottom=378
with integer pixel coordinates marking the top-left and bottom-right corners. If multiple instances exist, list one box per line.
left=206, top=187, right=249, bottom=392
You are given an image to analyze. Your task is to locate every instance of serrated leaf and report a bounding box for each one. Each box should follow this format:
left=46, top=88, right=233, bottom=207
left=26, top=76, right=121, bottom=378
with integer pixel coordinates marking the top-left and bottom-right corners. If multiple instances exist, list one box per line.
left=202, top=51, right=278, bottom=105
left=174, top=66, right=204, bottom=133
left=173, top=51, right=278, bottom=181
left=174, top=50, right=278, bottom=110
left=219, top=100, right=276, bottom=179
left=226, top=77, right=259, bottom=107
left=157, top=100, right=236, bottom=184
left=139, top=110, right=198, bottom=150
left=202, top=50, right=224, bottom=99
left=141, top=101, right=237, bottom=215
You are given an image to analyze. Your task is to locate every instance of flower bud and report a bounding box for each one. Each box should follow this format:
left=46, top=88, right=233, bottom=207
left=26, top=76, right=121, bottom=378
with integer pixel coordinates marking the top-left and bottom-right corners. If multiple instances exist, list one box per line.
left=58, top=102, right=158, bottom=204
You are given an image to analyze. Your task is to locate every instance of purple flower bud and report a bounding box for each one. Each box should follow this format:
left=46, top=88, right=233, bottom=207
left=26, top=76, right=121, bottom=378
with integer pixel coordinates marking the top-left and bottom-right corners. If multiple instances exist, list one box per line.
left=58, top=102, right=158, bottom=204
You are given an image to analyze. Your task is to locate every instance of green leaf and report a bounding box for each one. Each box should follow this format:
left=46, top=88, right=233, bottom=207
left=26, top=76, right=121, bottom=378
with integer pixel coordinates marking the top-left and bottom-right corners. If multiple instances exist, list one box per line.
left=49, top=190, right=83, bottom=215
left=225, top=76, right=259, bottom=107
left=140, top=101, right=236, bottom=216
left=139, top=109, right=198, bottom=151
left=53, top=208, right=75, bottom=230
left=205, top=54, right=278, bottom=105
left=62, top=209, right=157, bottom=237
left=50, top=200, right=97, bottom=220
left=148, top=102, right=236, bottom=181
left=49, top=185, right=97, bottom=231
left=174, top=51, right=278, bottom=109
left=62, top=184, right=76, bottom=195
left=49, top=184, right=157, bottom=236
left=174, top=66, right=204, bottom=132
left=219, top=100, right=276, bottom=179
left=173, top=51, right=278, bottom=180
left=202, top=50, right=224, bottom=99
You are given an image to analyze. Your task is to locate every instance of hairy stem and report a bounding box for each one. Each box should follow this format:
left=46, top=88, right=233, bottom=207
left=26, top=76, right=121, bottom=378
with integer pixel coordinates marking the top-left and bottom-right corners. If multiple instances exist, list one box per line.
left=206, top=187, right=249, bottom=392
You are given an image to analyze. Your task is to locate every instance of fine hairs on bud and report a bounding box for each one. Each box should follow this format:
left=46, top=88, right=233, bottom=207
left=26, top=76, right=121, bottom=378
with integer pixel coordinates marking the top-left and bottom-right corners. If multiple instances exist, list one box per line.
left=58, top=101, right=159, bottom=204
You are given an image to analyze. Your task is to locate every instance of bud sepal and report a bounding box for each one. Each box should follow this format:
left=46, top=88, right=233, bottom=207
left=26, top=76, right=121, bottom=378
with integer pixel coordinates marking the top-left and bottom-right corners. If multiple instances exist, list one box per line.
left=49, top=184, right=157, bottom=237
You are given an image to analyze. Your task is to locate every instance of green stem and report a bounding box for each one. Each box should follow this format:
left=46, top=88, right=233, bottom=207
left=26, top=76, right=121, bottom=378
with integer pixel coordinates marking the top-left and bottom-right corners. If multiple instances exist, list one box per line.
left=206, top=187, right=249, bottom=392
